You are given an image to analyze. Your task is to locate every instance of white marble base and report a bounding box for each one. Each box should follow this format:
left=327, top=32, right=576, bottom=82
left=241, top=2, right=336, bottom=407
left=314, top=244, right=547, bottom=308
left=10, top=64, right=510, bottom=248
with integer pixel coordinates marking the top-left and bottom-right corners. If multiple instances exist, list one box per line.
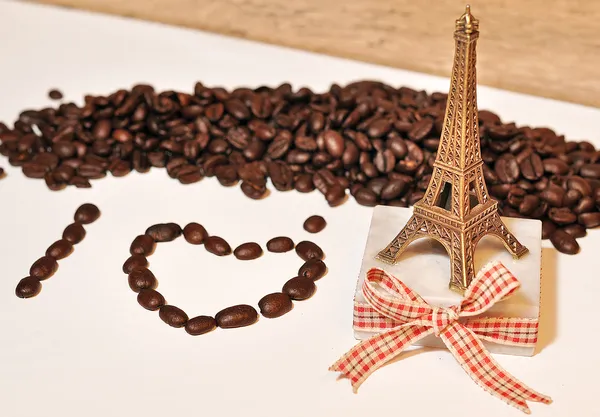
left=354, top=205, right=543, bottom=357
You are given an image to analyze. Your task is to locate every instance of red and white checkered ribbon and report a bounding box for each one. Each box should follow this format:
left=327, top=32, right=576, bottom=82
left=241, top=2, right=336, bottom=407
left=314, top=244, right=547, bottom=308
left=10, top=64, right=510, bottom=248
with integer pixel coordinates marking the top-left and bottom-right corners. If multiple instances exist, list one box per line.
left=330, top=261, right=552, bottom=414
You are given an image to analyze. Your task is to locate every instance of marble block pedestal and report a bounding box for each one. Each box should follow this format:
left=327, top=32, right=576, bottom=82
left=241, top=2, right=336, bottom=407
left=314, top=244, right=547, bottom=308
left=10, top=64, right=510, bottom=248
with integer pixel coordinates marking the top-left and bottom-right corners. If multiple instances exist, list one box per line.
left=354, top=205, right=543, bottom=357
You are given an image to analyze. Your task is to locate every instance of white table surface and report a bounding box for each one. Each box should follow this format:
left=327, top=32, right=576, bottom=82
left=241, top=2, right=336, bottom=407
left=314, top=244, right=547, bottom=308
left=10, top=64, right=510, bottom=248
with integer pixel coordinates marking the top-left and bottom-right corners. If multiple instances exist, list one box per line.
left=1, top=2, right=599, bottom=416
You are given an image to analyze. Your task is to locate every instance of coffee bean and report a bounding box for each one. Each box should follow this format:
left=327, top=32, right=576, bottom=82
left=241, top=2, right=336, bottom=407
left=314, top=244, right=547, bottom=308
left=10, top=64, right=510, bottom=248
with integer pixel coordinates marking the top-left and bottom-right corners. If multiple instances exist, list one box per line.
left=580, top=164, right=600, bottom=179
left=266, top=236, right=295, bottom=253
left=543, top=158, right=570, bottom=175
left=130, top=234, right=156, bottom=255
left=22, top=162, right=48, bottom=178
left=541, top=220, right=556, bottom=240
left=233, top=242, right=263, bottom=260
left=495, top=154, right=519, bottom=183
left=303, top=215, right=326, bottom=233
left=355, top=187, right=378, bottom=206
left=204, top=236, right=232, bottom=256
left=185, top=316, right=217, bottom=335
left=408, top=118, right=434, bottom=142
left=294, top=174, right=315, bottom=193
left=215, top=304, right=258, bottom=328
left=550, top=229, right=580, bottom=255
left=295, top=241, right=324, bottom=261
left=258, top=293, right=293, bottom=318
left=298, top=259, right=327, bottom=281
left=573, top=196, right=595, bottom=214
left=563, top=224, right=587, bottom=238
left=15, top=277, right=42, bottom=298
left=122, top=255, right=148, bottom=274
left=46, top=239, right=73, bottom=259
left=325, top=185, right=346, bottom=207
left=48, top=89, right=63, bottom=100
left=137, top=289, right=165, bottom=311
left=282, top=276, right=316, bottom=300
left=128, top=267, right=157, bottom=292
left=183, top=222, right=208, bottom=245
left=225, top=99, right=250, bottom=120
left=539, top=184, right=565, bottom=207
left=145, top=223, right=182, bottom=242
left=241, top=181, right=267, bottom=199
left=548, top=208, right=577, bottom=225
left=323, top=130, right=345, bottom=158
left=29, top=256, right=58, bottom=280
left=63, top=222, right=86, bottom=244
left=159, top=305, right=189, bottom=328
left=578, top=212, right=600, bottom=228
left=74, top=203, right=101, bottom=224
left=381, top=179, right=407, bottom=201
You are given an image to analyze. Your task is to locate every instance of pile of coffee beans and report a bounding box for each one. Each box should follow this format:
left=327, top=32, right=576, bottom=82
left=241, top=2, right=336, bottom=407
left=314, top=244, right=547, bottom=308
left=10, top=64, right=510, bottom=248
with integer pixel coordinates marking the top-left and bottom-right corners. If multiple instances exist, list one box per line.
left=1, top=81, right=599, bottom=254
left=15, top=203, right=100, bottom=298
left=126, top=221, right=327, bottom=335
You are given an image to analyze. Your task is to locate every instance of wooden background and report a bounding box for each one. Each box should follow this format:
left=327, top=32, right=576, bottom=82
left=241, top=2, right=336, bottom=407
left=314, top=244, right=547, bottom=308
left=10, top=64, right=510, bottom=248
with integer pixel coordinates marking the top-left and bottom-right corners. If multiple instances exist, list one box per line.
left=30, top=0, right=600, bottom=108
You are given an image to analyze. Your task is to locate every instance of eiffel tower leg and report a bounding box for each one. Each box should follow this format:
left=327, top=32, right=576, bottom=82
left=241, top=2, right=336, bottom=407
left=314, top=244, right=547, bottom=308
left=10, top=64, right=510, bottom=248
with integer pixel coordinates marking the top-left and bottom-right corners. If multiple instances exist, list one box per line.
left=490, top=214, right=529, bottom=259
left=449, top=231, right=476, bottom=293
left=376, top=216, right=423, bottom=264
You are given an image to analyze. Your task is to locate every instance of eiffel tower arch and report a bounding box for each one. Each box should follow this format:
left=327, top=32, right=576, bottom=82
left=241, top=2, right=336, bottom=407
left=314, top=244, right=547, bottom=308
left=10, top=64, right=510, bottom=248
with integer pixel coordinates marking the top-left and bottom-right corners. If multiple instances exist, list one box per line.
left=377, top=6, right=528, bottom=293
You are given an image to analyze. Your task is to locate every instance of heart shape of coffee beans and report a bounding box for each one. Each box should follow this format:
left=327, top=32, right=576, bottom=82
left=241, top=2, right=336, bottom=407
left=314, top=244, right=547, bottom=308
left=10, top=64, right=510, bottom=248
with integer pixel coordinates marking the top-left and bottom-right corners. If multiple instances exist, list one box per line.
left=123, top=222, right=328, bottom=336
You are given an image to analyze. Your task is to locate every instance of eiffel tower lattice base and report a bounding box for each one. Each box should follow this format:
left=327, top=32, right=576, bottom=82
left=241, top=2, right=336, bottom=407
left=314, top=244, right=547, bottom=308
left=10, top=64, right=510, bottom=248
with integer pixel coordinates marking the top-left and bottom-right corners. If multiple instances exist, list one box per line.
left=376, top=202, right=528, bottom=293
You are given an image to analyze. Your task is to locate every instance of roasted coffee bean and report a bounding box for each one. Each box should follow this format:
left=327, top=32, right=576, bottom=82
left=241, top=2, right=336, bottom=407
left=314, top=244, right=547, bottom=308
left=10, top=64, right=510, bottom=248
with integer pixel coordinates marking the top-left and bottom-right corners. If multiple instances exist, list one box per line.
left=215, top=164, right=238, bottom=186
left=495, top=154, right=519, bottom=183
left=48, top=89, right=63, bottom=100
left=298, top=259, right=327, bottom=281
left=355, top=187, right=377, bottom=206
left=381, top=179, right=407, bottom=201
left=573, top=196, right=595, bottom=214
left=550, top=229, right=580, bottom=255
left=128, top=267, right=157, bottom=292
left=548, top=208, right=577, bottom=225
left=15, top=277, right=42, bottom=298
left=29, top=256, right=58, bottom=280
left=183, top=222, right=208, bottom=245
left=266, top=236, right=295, bottom=253
left=579, top=164, right=600, bottom=179
left=539, top=184, right=565, bottom=207
left=62, top=222, right=86, bottom=244
left=233, top=242, right=263, bottom=260
left=46, top=239, right=73, bottom=259
left=578, top=212, right=600, bottom=228
left=295, top=241, right=324, bottom=261
left=258, top=293, right=293, bottom=318
left=408, top=118, right=434, bottom=142
left=145, top=223, right=182, bottom=242
left=204, top=236, right=232, bottom=256
left=323, top=130, right=345, bottom=158
left=294, top=174, right=315, bottom=193
left=122, top=255, right=148, bottom=274
left=303, top=215, right=326, bottom=233
left=543, top=158, right=569, bottom=175
left=159, top=305, right=189, bottom=328
left=74, top=203, right=101, bottom=224
left=137, top=289, right=165, bottom=311
left=325, top=185, right=346, bottom=207
left=567, top=176, right=592, bottom=197
left=215, top=304, right=258, bottom=328
left=518, top=195, right=540, bottom=216
left=185, top=316, right=217, bottom=335
left=282, top=276, right=316, bottom=300
left=541, top=220, right=556, bottom=240
left=241, top=180, right=267, bottom=199
left=130, top=234, right=156, bottom=255
left=563, top=224, right=587, bottom=238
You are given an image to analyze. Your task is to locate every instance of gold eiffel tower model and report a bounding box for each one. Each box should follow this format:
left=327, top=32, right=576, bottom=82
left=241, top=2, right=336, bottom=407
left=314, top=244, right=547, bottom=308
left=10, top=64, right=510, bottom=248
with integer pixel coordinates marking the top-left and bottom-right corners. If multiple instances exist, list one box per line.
left=377, top=5, right=528, bottom=293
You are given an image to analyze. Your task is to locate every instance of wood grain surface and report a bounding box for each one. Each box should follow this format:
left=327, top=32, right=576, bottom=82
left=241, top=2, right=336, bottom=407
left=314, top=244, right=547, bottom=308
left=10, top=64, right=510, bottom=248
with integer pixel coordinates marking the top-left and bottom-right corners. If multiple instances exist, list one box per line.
left=29, top=0, right=600, bottom=108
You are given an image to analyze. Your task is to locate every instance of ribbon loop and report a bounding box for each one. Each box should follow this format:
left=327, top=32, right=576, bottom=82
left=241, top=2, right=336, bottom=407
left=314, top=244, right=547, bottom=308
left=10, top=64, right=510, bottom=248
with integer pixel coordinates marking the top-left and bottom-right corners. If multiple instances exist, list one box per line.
left=331, top=261, right=551, bottom=414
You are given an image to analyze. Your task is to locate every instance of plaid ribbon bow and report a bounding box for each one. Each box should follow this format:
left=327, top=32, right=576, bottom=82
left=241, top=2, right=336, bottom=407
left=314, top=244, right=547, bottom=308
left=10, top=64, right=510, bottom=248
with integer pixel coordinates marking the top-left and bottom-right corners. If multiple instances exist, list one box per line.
left=330, top=261, right=552, bottom=414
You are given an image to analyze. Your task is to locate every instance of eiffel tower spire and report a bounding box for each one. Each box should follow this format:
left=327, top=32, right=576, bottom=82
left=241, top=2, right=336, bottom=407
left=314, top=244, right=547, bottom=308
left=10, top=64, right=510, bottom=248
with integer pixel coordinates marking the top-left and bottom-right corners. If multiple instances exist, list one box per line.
left=377, top=6, right=528, bottom=293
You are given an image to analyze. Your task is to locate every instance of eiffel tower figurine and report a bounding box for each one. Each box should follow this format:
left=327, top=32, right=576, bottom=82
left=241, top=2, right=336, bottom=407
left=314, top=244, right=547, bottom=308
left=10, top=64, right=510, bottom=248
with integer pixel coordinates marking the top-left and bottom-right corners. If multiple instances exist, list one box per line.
left=377, top=5, right=528, bottom=293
